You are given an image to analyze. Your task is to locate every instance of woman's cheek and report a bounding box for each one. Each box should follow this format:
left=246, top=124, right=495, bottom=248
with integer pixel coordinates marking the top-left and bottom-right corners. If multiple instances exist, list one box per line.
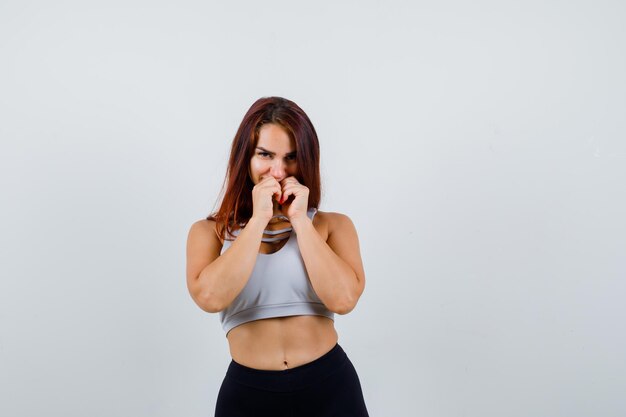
left=250, top=159, right=264, bottom=182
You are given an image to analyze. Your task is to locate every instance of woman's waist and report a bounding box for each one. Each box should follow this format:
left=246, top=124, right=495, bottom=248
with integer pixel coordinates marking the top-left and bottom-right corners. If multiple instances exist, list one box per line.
left=226, top=315, right=338, bottom=370
left=224, top=343, right=348, bottom=393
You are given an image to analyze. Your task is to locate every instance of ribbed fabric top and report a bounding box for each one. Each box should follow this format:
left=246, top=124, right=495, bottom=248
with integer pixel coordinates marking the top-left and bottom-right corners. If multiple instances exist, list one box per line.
left=219, top=208, right=335, bottom=336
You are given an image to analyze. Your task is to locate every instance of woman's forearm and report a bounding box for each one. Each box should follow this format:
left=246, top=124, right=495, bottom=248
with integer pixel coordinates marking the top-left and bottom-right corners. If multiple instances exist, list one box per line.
left=291, top=216, right=361, bottom=314
left=196, top=217, right=266, bottom=312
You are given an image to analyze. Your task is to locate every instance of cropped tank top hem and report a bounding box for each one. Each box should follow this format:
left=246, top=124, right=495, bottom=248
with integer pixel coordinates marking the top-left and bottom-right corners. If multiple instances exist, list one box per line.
left=219, top=207, right=336, bottom=335
left=223, top=302, right=335, bottom=336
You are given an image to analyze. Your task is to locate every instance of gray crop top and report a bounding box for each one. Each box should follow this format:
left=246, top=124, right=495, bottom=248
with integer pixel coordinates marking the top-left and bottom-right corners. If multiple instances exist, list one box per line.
left=219, top=207, right=335, bottom=336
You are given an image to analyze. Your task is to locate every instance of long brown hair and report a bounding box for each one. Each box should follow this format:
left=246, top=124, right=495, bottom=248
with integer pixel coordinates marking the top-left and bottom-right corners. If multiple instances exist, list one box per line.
left=207, top=96, right=321, bottom=241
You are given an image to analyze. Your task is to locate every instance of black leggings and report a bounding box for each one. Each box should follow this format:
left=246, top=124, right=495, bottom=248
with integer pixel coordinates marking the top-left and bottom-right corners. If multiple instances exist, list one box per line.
left=215, top=343, right=370, bottom=417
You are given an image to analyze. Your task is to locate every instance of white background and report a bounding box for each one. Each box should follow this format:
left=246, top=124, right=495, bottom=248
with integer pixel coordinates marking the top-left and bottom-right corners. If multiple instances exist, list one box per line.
left=1, top=1, right=625, bottom=416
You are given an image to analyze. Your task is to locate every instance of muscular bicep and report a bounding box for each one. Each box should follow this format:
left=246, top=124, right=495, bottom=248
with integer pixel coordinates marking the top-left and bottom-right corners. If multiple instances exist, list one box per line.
left=326, top=213, right=366, bottom=297
left=185, top=220, right=223, bottom=307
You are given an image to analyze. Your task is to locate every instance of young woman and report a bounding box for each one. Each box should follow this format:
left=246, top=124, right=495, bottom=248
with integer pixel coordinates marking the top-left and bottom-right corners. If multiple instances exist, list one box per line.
left=186, top=96, right=370, bottom=416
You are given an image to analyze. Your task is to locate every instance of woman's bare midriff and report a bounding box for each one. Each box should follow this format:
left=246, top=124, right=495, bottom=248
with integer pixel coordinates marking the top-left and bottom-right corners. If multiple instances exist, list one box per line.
left=226, top=315, right=339, bottom=370
left=220, top=211, right=336, bottom=371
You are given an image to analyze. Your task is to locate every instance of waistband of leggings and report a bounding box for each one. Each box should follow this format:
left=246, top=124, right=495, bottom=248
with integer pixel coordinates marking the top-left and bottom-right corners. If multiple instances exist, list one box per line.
left=225, top=343, right=348, bottom=392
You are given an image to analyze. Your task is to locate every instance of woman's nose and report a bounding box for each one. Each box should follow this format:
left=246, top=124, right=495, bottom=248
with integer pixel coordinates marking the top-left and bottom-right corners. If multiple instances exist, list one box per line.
left=269, top=159, right=286, bottom=179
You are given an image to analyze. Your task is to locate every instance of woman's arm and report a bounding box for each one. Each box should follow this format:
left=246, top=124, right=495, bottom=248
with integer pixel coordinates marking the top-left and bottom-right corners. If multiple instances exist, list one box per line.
left=186, top=218, right=267, bottom=313
left=291, top=212, right=366, bottom=314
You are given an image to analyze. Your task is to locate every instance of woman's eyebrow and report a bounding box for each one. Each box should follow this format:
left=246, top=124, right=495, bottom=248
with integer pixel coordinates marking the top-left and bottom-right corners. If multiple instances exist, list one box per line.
left=256, top=147, right=297, bottom=156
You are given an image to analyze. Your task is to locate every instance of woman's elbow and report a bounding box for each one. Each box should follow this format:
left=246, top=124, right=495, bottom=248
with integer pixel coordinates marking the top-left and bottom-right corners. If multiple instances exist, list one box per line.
left=332, top=295, right=359, bottom=315
left=195, top=291, right=224, bottom=313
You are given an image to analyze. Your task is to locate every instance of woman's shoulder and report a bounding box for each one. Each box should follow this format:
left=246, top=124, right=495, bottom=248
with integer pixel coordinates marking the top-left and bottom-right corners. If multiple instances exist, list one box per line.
left=190, top=217, right=217, bottom=232
left=189, top=218, right=223, bottom=245
left=314, top=210, right=355, bottom=233
left=315, top=209, right=352, bottom=220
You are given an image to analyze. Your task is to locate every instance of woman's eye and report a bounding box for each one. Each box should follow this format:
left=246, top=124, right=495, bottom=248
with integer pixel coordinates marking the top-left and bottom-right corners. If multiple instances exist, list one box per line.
left=257, top=152, right=295, bottom=161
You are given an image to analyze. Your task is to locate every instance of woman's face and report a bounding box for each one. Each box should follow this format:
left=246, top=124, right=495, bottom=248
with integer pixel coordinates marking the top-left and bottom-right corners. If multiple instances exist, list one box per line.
left=249, top=123, right=298, bottom=184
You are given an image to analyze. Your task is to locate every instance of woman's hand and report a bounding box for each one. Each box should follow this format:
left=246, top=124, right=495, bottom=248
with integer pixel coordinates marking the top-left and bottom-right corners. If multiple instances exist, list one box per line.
left=251, top=176, right=282, bottom=224
left=278, top=176, right=309, bottom=221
